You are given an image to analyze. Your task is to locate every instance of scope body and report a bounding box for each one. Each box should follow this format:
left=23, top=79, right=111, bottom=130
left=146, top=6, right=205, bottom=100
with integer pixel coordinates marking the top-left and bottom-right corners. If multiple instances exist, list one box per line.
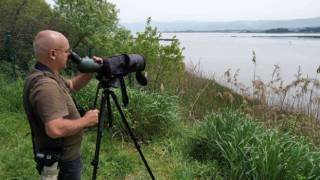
left=68, top=52, right=147, bottom=86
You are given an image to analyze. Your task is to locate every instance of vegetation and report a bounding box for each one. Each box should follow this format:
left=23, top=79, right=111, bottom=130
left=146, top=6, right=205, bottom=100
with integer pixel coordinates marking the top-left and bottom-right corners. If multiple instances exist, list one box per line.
left=1, top=0, right=320, bottom=179
left=299, top=27, right=320, bottom=33
left=186, top=110, right=320, bottom=179
left=265, top=27, right=320, bottom=33
left=2, top=67, right=320, bottom=179
left=0, top=0, right=70, bottom=72
left=265, top=28, right=290, bottom=33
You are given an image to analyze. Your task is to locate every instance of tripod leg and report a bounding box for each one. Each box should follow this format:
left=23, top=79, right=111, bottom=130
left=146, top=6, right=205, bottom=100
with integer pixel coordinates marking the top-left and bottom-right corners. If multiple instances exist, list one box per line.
left=92, top=83, right=101, bottom=109
left=109, top=91, right=155, bottom=180
left=106, top=89, right=113, bottom=128
left=91, top=89, right=108, bottom=180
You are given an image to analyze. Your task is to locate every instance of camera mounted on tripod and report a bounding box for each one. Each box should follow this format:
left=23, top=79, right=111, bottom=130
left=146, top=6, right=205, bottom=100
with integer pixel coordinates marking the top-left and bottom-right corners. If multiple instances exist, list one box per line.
left=68, top=52, right=155, bottom=180
left=69, top=52, right=147, bottom=87
left=69, top=52, right=148, bottom=107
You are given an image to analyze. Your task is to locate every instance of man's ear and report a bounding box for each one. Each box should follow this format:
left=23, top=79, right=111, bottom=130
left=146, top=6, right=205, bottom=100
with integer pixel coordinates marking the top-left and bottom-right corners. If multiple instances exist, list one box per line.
left=49, top=49, right=56, bottom=59
left=51, top=49, right=55, bottom=56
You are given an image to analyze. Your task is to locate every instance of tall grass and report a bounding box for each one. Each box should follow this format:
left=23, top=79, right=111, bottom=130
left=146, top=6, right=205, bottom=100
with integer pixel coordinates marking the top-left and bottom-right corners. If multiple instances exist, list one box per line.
left=0, top=76, right=185, bottom=179
left=178, top=52, right=320, bottom=145
left=0, top=112, right=38, bottom=179
left=246, top=53, right=320, bottom=144
left=73, top=80, right=182, bottom=142
left=159, top=61, right=248, bottom=123
left=185, top=109, right=320, bottom=179
left=0, top=75, right=25, bottom=112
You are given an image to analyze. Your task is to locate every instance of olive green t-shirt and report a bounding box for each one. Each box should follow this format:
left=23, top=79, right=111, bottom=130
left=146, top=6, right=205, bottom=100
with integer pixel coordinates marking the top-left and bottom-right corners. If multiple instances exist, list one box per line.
left=27, top=70, right=83, bottom=162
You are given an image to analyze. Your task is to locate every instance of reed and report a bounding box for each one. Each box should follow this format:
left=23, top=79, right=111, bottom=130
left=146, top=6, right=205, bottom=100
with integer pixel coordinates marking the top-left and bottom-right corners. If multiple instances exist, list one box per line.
left=161, top=60, right=247, bottom=123
left=210, top=52, right=320, bottom=145
left=157, top=52, right=320, bottom=145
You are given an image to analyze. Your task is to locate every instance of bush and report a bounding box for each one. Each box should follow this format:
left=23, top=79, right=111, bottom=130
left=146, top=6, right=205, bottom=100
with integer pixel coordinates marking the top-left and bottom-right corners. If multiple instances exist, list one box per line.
left=185, top=109, right=320, bottom=179
left=73, top=81, right=181, bottom=142
left=125, top=18, right=185, bottom=91
left=112, top=88, right=181, bottom=142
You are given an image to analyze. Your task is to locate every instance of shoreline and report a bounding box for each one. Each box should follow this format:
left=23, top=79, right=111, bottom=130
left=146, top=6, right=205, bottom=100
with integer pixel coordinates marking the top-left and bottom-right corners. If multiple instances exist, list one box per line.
left=159, top=32, right=320, bottom=40
left=244, top=35, right=320, bottom=38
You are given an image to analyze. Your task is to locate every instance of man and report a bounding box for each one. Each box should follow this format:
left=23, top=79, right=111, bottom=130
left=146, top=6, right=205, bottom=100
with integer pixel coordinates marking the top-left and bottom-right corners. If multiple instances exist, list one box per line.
left=23, top=30, right=101, bottom=179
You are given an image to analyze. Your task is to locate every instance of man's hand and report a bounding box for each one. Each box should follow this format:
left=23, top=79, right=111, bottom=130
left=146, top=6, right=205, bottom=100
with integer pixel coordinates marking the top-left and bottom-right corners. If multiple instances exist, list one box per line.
left=82, top=109, right=99, bottom=127
left=92, top=56, right=103, bottom=64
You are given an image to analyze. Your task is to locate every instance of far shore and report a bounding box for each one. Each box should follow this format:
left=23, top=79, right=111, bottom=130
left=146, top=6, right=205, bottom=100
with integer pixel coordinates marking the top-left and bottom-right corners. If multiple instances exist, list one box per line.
left=159, top=31, right=320, bottom=40
left=244, top=35, right=320, bottom=38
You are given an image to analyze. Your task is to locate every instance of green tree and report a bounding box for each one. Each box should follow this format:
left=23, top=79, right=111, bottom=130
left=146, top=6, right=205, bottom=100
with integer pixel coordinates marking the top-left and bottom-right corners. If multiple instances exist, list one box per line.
left=54, top=0, right=130, bottom=57
left=0, top=0, right=70, bottom=74
left=125, top=18, right=185, bottom=90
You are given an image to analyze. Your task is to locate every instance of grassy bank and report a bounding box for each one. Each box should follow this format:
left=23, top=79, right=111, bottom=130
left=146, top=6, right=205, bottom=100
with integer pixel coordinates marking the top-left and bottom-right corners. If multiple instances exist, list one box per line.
left=1, top=66, right=320, bottom=179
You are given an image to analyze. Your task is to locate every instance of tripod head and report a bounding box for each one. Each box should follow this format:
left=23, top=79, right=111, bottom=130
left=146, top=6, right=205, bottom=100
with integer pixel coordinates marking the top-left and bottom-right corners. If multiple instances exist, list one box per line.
left=94, top=74, right=129, bottom=108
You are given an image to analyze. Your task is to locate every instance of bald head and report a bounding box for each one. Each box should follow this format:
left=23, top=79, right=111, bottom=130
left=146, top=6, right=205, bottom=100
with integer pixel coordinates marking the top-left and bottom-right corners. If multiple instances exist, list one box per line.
left=33, top=30, right=69, bottom=62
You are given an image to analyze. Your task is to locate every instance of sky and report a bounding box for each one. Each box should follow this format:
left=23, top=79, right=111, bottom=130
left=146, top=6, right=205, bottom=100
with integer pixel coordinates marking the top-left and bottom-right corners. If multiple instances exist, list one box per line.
left=46, top=0, right=320, bottom=23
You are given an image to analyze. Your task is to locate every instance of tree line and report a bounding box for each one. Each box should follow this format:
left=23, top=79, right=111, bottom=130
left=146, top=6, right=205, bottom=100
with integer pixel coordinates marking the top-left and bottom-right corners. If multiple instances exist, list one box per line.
left=265, top=27, right=320, bottom=33
left=0, top=0, right=184, bottom=90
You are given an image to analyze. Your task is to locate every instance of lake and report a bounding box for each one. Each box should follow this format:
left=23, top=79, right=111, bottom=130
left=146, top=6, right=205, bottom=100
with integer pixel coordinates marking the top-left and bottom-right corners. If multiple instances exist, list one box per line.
left=161, top=32, right=320, bottom=87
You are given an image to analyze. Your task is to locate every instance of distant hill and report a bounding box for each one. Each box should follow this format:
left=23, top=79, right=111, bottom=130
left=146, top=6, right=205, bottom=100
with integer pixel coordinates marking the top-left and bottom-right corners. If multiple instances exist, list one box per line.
left=122, top=17, right=320, bottom=32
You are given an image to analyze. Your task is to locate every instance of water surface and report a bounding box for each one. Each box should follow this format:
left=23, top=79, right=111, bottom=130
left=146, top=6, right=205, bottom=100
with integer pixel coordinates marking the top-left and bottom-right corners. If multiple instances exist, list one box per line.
left=162, top=32, right=320, bottom=87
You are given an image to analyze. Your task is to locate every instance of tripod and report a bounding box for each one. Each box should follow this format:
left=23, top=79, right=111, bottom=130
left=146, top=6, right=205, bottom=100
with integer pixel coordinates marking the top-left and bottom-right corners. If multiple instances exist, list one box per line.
left=90, top=76, right=155, bottom=180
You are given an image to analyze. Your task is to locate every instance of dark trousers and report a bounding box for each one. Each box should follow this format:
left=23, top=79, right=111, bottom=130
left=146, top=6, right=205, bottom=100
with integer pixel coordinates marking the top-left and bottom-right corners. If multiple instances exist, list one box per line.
left=37, top=156, right=83, bottom=180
